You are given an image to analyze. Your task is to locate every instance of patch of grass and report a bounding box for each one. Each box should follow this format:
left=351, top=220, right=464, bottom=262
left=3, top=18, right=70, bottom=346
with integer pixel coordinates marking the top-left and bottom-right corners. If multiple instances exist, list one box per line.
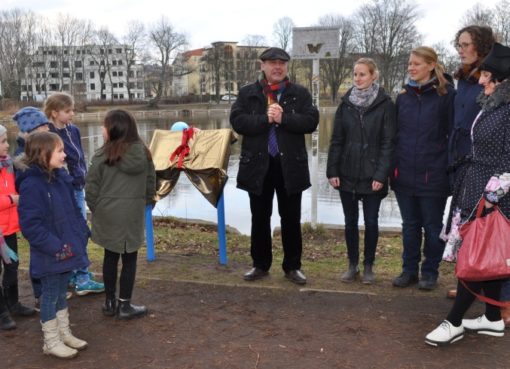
left=15, top=217, right=458, bottom=298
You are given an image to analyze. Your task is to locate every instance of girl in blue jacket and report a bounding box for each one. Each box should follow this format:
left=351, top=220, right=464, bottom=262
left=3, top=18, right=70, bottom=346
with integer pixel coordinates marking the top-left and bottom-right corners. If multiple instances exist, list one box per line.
left=16, top=132, right=90, bottom=359
left=391, top=46, right=455, bottom=291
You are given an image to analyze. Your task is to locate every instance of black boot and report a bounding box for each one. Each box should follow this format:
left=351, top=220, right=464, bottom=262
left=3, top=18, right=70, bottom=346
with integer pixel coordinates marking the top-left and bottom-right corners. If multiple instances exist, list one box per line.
left=0, top=289, right=16, bottom=330
left=116, top=299, right=147, bottom=320
left=102, top=297, right=116, bottom=317
left=4, top=285, right=36, bottom=317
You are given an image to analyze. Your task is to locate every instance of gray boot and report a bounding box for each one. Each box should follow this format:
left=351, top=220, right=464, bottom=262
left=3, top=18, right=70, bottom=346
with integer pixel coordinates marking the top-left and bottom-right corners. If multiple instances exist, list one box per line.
left=42, top=318, right=78, bottom=359
left=341, top=263, right=359, bottom=283
left=362, top=264, right=375, bottom=284
left=56, top=308, right=87, bottom=350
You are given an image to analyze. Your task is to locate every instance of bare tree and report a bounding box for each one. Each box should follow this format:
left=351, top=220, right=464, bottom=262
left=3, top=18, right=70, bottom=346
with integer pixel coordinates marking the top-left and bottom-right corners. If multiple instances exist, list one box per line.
left=433, top=42, right=458, bottom=77
left=95, top=27, right=118, bottom=102
left=460, top=3, right=494, bottom=27
left=317, top=14, right=356, bottom=102
left=354, top=0, right=422, bottom=93
left=242, top=34, right=267, bottom=47
left=273, top=17, right=294, bottom=51
left=122, top=20, right=146, bottom=101
left=493, top=0, right=510, bottom=44
left=0, top=8, right=37, bottom=99
left=148, top=16, right=187, bottom=106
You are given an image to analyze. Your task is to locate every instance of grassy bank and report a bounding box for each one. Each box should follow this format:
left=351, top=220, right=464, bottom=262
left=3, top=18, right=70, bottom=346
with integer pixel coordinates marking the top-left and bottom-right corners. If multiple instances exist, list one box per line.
left=16, top=217, right=457, bottom=298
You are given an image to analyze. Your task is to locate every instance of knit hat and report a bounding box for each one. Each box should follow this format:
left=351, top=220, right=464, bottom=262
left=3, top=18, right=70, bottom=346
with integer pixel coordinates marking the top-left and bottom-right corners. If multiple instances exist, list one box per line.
left=479, top=42, right=510, bottom=82
left=0, top=124, right=6, bottom=136
left=12, top=107, right=50, bottom=133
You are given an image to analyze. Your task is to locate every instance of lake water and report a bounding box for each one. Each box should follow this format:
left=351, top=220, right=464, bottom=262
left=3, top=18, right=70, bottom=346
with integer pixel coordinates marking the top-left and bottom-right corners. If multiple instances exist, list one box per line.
left=15, top=110, right=405, bottom=235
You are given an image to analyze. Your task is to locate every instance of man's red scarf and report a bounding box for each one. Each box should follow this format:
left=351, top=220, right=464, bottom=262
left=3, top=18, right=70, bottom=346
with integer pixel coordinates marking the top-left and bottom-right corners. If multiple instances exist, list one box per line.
left=259, top=73, right=290, bottom=105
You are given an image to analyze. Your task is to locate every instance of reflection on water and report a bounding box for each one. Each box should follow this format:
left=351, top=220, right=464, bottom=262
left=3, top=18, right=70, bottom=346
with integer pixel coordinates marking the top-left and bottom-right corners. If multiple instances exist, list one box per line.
left=11, top=111, right=403, bottom=235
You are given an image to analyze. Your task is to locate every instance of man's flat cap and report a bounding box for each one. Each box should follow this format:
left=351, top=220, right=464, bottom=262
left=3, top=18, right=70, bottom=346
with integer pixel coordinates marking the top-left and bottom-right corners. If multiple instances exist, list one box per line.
left=259, top=47, right=290, bottom=61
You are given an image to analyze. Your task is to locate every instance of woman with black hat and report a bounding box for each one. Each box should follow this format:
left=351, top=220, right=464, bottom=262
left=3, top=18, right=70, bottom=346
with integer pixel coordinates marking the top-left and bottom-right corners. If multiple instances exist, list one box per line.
left=426, top=42, right=510, bottom=347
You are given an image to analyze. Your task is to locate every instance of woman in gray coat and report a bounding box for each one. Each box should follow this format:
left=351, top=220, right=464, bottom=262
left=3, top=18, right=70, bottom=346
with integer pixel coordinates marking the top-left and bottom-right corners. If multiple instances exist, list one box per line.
left=86, top=109, right=156, bottom=320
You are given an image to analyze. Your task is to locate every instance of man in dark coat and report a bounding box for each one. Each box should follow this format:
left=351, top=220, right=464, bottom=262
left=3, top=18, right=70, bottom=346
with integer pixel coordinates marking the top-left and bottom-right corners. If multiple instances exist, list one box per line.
left=230, top=47, right=319, bottom=284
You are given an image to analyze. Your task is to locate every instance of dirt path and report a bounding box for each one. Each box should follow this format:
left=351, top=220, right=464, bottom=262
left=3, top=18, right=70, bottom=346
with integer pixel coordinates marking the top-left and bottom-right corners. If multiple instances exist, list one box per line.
left=2, top=276, right=509, bottom=369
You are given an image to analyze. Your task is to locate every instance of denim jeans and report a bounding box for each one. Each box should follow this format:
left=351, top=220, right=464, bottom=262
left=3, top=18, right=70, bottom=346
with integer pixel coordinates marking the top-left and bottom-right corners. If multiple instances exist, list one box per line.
left=73, top=188, right=90, bottom=285
left=40, top=271, right=72, bottom=322
left=339, top=191, right=383, bottom=266
left=395, top=193, right=447, bottom=278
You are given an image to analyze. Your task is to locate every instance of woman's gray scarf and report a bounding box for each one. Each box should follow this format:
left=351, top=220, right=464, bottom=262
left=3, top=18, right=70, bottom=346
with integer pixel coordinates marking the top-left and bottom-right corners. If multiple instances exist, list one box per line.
left=348, top=82, right=379, bottom=109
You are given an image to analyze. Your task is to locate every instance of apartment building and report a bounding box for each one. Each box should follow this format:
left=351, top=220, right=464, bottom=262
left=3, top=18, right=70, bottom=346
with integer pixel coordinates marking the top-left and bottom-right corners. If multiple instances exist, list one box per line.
left=20, top=45, right=145, bottom=102
left=172, top=42, right=267, bottom=98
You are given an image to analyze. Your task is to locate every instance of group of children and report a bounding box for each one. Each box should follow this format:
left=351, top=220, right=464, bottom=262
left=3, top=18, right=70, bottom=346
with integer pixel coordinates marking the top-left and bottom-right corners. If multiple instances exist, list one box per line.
left=0, top=93, right=156, bottom=359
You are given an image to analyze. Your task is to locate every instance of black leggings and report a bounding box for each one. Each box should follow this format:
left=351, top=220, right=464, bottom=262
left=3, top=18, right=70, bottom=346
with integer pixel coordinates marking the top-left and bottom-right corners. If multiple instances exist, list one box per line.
left=447, top=279, right=503, bottom=326
left=1, top=234, right=19, bottom=288
left=103, top=249, right=138, bottom=300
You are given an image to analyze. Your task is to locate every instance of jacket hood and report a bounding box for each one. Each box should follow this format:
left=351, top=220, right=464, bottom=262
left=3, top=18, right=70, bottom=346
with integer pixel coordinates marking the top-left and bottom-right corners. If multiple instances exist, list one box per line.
left=476, top=78, right=510, bottom=112
left=15, top=159, right=73, bottom=190
left=108, top=141, right=148, bottom=175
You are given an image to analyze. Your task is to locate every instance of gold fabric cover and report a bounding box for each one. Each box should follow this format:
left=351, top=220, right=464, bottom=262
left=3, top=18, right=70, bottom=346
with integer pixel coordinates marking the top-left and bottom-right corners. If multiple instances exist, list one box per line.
left=149, top=128, right=236, bottom=208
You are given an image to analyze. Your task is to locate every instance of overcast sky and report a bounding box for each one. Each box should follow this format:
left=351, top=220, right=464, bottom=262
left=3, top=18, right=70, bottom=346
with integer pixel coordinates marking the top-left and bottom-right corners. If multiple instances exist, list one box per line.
left=0, top=0, right=503, bottom=50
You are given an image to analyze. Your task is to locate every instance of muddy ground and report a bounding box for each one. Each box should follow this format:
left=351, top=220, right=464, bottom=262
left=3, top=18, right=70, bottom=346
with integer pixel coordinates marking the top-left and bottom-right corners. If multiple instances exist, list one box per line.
left=2, top=266, right=509, bottom=369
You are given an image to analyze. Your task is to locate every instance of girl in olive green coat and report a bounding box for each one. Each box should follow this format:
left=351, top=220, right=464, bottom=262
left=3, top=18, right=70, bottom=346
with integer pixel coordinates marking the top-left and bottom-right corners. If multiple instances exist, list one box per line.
left=85, top=109, right=156, bottom=320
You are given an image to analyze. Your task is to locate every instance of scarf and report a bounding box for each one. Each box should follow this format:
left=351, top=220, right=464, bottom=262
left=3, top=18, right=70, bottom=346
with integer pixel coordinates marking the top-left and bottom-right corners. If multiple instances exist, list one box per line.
left=258, top=72, right=290, bottom=105
left=348, top=82, right=379, bottom=109
left=454, top=61, right=482, bottom=83
left=0, top=155, right=13, bottom=171
left=408, top=77, right=437, bottom=95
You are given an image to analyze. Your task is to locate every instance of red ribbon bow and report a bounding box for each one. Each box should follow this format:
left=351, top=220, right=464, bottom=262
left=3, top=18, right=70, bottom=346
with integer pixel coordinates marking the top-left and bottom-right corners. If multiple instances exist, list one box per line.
left=170, top=127, right=194, bottom=169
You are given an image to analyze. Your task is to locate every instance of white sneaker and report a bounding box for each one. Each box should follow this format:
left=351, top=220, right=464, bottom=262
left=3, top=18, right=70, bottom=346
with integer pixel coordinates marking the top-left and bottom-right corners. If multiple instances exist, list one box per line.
left=462, top=315, right=505, bottom=337
left=425, top=320, right=464, bottom=346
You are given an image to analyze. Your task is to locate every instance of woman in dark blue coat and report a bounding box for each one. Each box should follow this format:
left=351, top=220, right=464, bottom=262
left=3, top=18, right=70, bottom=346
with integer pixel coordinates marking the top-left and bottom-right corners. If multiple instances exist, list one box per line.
left=391, top=46, right=455, bottom=291
left=446, top=25, right=495, bottom=300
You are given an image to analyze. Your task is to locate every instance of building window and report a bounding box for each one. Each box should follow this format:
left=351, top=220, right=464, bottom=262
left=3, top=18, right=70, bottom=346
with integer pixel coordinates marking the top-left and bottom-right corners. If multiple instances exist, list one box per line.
left=76, top=72, right=83, bottom=81
left=119, top=94, right=124, bottom=99
left=89, top=60, right=95, bottom=66
left=90, top=83, right=95, bottom=90
left=49, top=84, right=59, bottom=91
left=77, top=50, right=81, bottom=55
left=75, top=60, right=82, bottom=68
left=116, top=48, right=122, bottom=53
left=118, top=71, right=123, bottom=77
left=129, top=71, right=134, bottom=78
left=63, top=61, right=69, bottom=68
left=108, top=49, right=112, bottom=54
left=50, top=61, right=58, bottom=68
left=112, top=60, right=117, bottom=66
left=113, top=94, right=118, bottom=99
left=90, top=71, right=95, bottom=79
left=113, top=83, right=118, bottom=88
left=118, top=60, right=123, bottom=65
left=62, top=84, right=69, bottom=90
left=118, top=83, right=124, bottom=88
left=129, top=82, right=135, bottom=88
left=100, top=72, right=105, bottom=79
left=63, top=72, right=70, bottom=78
left=50, top=72, right=59, bottom=78
left=137, top=82, right=143, bottom=89
left=112, top=71, right=118, bottom=77
left=100, top=49, right=105, bottom=55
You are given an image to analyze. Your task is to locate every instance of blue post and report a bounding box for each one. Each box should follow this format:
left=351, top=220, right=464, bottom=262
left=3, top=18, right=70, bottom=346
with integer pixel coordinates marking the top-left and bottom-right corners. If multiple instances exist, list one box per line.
left=217, top=192, right=228, bottom=265
left=145, top=205, right=155, bottom=262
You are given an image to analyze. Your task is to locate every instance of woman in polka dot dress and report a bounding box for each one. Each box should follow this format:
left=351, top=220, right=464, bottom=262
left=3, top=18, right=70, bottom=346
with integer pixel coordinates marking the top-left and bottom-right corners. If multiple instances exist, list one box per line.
left=426, top=43, right=510, bottom=347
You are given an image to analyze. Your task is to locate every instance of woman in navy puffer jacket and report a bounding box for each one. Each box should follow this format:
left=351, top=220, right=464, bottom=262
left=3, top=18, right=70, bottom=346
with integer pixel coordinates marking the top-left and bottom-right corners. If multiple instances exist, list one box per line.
left=391, top=46, right=455, bottom=291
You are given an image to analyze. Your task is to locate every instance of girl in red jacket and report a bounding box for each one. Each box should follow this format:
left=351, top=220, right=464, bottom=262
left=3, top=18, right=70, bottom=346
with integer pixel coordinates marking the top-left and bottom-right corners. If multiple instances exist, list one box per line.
left=0, top=124, right=35, bottom=331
